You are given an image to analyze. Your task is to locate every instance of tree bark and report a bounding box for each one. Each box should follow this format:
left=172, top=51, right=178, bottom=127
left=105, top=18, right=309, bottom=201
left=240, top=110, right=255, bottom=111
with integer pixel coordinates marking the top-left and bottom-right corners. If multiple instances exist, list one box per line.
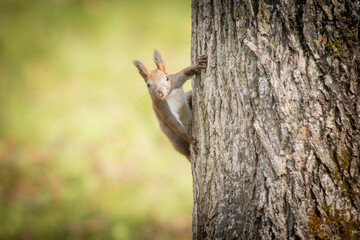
left=190, top=0, right=360, bottom=239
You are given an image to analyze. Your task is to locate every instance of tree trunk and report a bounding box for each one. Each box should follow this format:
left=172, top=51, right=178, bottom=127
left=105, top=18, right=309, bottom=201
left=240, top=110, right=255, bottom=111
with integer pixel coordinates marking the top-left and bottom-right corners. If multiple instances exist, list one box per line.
left=190, top=0, right=360, bottom=239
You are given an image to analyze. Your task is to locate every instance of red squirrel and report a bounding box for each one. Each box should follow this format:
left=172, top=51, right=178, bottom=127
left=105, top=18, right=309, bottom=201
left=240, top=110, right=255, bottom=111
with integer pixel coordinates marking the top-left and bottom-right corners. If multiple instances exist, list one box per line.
left=133, top=50, right=207, bottom=160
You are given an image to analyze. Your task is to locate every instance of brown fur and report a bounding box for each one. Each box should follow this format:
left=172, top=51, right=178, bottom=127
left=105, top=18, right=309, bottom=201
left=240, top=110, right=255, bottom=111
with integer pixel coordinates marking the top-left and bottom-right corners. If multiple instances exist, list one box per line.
left=133, top=50, right=207, bottom=159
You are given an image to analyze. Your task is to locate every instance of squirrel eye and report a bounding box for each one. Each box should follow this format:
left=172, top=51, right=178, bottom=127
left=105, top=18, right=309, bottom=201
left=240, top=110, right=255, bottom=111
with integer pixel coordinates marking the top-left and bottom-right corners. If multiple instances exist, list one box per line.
left=147, top=83, right=150, bottom=88
left=166, top=76, right=169, bottom=81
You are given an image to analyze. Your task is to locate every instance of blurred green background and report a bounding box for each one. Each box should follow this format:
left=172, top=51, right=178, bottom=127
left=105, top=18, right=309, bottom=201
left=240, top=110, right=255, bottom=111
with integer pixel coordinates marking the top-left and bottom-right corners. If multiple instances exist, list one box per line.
left=0, top=0, right=193, bottom=239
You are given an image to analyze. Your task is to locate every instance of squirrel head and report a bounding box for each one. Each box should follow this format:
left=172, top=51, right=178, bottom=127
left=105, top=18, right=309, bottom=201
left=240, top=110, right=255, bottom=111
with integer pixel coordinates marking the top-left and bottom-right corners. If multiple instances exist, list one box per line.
left=133, top=50, right=172, bottom=100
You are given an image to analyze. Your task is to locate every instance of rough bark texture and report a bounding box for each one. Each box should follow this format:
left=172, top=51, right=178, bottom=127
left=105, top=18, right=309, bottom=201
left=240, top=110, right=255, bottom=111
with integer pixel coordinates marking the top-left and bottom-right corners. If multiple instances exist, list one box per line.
left=190, top=0, right=360, bottom=239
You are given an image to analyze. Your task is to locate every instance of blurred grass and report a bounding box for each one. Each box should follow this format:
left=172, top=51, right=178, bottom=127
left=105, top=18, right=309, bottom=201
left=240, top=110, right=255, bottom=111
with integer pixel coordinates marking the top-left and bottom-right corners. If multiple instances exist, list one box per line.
left=0, top=0, right=193, bottom=239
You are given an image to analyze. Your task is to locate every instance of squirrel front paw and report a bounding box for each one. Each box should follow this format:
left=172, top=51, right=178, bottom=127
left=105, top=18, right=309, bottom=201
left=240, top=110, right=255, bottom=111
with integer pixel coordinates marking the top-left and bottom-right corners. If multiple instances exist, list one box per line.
left=196, top=55, right=207, bottom=70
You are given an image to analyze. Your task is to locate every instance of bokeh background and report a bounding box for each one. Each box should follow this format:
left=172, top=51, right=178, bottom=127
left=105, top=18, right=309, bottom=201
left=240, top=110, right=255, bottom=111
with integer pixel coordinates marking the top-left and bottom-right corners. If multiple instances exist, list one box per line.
left=0, top=0, right=193, bottom=239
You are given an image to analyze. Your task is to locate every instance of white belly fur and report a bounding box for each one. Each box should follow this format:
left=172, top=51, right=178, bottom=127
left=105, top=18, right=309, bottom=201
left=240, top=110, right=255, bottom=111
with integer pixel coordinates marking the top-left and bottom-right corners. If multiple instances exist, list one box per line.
left=165, top=88, right=192, bottom=128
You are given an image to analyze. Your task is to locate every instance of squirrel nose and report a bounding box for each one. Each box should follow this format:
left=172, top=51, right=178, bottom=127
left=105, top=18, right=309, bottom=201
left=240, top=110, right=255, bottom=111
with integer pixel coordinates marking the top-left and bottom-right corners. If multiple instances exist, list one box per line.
left=157, top=88, right=164, bottom=93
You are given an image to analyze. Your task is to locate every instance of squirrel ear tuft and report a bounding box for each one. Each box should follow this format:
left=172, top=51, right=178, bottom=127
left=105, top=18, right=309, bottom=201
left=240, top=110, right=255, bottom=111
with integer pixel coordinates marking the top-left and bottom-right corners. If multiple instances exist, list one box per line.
left=133, top=60, right=149, bottom=81
left=153, top=49, right=167, bottom=74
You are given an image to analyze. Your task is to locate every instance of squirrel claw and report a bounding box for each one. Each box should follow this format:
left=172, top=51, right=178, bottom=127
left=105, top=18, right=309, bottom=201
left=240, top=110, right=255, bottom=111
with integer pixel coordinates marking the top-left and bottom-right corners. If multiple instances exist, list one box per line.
left=196, top=55, right=207, bottom=70
left=198, top=64, right=207, bottom=69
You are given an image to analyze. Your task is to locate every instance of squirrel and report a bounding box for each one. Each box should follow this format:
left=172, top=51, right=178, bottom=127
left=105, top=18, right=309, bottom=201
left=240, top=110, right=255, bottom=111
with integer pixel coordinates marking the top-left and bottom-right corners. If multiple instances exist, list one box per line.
left=133, top=50, right=207, bottom=160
